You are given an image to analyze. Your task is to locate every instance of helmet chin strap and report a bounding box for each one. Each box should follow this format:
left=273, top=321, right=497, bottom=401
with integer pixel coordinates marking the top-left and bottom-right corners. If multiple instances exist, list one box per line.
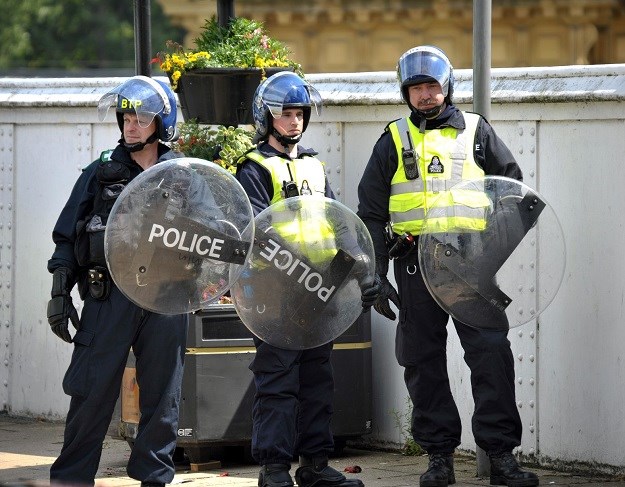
left=119, top=131, right=158, bottom=153
left=271, top=127, right=302, bottom=148
left=411, top=102, right=447, bottom=133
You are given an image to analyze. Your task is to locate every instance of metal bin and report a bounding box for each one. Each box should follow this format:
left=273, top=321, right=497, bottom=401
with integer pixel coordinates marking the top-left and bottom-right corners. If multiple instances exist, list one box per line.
left=113, top=304, right=372, bottom=465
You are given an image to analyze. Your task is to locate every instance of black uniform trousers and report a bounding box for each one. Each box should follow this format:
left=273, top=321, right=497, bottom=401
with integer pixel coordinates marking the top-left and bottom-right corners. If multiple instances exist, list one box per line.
left=249, top=337, right=335, bottom=466
left=50, top=285, right=188, bottom=485
left=393, top=251, right=522, bottom=455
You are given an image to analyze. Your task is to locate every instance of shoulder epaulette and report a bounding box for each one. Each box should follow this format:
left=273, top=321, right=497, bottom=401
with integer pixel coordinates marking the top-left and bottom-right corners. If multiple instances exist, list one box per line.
left=462, top=110, right=486, bottom=124
left=80, top=149, right=114, bottom=172
left=243, top=149, right=264, bottom=164
left=384, top=118, right=402, bottom=133
left=100, top=149, right=114, bottom=163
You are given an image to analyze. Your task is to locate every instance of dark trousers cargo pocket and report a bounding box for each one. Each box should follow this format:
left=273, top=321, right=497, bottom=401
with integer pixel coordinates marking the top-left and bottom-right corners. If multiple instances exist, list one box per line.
left=62, top=329, right=95, bottom=398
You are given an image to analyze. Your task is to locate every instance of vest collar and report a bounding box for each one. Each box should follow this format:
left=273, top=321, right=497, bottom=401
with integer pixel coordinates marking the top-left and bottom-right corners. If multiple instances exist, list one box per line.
left=409, top=104, right=465, bottom=131
left=257, top=141, right=319, bottom=159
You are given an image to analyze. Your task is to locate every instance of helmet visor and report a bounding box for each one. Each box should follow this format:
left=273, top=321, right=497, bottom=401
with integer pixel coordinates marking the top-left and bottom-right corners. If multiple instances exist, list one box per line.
left=98, top=77, right=168, bottom=128
left=398, top=47, right=451, bottom=97
left=257, top=72, right=322, bottom=119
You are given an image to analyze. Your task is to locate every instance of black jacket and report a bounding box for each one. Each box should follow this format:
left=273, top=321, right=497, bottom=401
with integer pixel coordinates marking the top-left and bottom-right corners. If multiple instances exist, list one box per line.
left=357, top=105, right=523, bottom=271
left=47, top=142, right=179, bottom=276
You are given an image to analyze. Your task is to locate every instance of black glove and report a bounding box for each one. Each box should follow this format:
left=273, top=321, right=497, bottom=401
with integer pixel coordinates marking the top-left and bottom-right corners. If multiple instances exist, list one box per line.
left=373, top=274, right=401, bottom=321
left=47, top=267, right=80, bottom=343
left=360, top=274, right=381, bottom=311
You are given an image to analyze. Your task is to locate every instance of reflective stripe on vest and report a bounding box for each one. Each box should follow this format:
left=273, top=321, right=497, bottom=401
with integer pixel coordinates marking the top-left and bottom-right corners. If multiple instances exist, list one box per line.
left=246, top=150, right=336, bottom=263
left=388, top=112, right=489, bottom=234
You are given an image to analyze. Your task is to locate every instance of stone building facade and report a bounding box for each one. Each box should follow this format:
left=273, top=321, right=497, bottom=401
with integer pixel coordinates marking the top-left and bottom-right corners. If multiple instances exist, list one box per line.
left=156, top=0, right=625, bottom=72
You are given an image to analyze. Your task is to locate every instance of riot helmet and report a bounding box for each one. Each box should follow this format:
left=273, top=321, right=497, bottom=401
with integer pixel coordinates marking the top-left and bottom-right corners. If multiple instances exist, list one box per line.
left=98, top=76, right=178, bottom=147
left=253, top=71, right=322, bottom=145
left=397, top=46, right=454, bottom=116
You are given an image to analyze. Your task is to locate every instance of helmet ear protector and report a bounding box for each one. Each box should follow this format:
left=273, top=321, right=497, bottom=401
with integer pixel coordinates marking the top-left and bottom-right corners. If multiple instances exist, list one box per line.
left=397, top=45, right=454, bottom=106
left=99, top=75, right=178, bottom=142
left=253, top=71, right=322, bottom=141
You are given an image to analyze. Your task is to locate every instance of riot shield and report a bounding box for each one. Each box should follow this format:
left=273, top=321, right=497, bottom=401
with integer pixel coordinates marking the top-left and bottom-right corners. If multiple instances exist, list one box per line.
left=105, top=157, right=254, bottom=314
left=230, top=196, right=375, bottom=350
left=418, top=176, right=565, bottom=330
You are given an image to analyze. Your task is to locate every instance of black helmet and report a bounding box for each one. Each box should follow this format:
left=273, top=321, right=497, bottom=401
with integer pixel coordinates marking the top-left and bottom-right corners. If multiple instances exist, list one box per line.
left=397, top=45, right=454, bottom=108
left=253, top=71, right=322, bottom=142
left=98, top=75, right=178, bottom=142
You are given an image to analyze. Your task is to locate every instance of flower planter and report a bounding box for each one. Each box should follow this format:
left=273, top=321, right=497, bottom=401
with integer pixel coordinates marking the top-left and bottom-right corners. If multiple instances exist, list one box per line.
left=176, top=67, right=290, bottom=126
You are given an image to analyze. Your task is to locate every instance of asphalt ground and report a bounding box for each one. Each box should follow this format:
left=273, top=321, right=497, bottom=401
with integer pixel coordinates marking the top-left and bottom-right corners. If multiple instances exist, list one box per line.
left=1, top=413, right=624, bottom=487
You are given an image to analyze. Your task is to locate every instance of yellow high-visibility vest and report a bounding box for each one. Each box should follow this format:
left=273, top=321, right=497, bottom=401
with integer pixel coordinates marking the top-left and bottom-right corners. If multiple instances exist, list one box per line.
left=388, top=112, right=490, bottom=235
left=246, top=150, right=336, bottom=264
left=245, top=151, right=326, bottom=204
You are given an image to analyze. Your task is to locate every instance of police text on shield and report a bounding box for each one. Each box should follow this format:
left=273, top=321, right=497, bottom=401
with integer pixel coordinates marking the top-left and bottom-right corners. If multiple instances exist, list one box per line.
left=258, top=238, right=336, bottom=302
left=148, top=223, right=224, bottom=259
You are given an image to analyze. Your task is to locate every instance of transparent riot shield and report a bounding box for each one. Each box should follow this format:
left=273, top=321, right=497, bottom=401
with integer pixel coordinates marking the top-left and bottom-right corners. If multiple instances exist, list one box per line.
left=105, top=158, right=254, bottom=314
left=230, top=196, right=375, bottom=350
left=418, top=176, right=565, bottom=330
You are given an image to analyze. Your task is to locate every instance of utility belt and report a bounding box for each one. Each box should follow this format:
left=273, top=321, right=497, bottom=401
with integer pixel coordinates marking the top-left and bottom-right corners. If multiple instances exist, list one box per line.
left=86, top=266, right=111, bottom=300
left=386, top=230, right=418, bottom=259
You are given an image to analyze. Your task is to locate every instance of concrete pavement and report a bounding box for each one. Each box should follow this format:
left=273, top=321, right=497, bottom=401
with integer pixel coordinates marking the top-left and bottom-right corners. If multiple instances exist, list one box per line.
left=0, top=413, right=623, bottom=487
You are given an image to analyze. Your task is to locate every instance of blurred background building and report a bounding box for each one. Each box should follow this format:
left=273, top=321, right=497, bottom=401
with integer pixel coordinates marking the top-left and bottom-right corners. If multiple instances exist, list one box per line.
left=3, top=0, right=624, bottom=77
left=158, top=0, right=625, bottom=72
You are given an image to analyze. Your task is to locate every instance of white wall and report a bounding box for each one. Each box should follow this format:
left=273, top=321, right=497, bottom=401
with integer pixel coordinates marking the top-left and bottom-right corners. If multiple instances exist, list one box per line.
left=1, top=65, right=624, bottom=472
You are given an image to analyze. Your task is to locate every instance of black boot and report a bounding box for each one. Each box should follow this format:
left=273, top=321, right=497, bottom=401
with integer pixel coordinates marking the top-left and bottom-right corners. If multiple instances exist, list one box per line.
left=489, top=452, right=539, bottom=487
left=419, top=453, right=455, bottom=487
left=259, top=463, right=294, bottom=487
left=295, top=456, right=364, bottom=487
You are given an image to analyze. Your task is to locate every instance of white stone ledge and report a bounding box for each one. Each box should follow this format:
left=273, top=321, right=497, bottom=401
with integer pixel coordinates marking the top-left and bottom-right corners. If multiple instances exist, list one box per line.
left=1, top=64, right=624, bottom=107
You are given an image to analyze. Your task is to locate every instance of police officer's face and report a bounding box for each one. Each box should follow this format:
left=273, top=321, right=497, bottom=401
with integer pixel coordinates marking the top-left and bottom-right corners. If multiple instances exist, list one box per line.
left=272, top=108, right=304, bottom=138
left=123, top=113, right=156, bottom=144
left=408, top=82, right=445, bottom=113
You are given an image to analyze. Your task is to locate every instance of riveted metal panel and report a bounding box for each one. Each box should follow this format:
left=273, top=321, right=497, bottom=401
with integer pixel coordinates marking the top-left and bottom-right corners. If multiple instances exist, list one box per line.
left=305, top=121, right=345, bottom=203
left=0, top=125, right=14, bottom=411
left=497, top=120, right=540, bottom=457
left=11, top=123, right=92, bottom=417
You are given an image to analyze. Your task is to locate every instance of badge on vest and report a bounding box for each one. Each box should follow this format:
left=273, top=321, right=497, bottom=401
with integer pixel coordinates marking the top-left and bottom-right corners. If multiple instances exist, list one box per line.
left=300, top=179, right=313, bottom=195
left=427, top=156, right=444, bottom=174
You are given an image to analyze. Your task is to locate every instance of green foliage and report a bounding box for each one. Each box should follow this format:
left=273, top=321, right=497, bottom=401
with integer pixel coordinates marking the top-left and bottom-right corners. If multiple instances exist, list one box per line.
left=172, top=121, right=255, bottom=174
left=391, top=397, right=425, bottom=456
left=155, top=16, right=303, bottom=90
left=0, top=0, right=43, bottom=67
left=0, top=0, right=185, bottom=72
left=194, top=16, right=301, bottom=72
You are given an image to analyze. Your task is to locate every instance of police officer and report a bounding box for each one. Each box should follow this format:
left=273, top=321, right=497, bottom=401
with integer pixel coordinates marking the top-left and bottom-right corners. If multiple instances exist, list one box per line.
left=47, top=76, right=188, bottom=486
left=357, top=46, right=540, bottom=487
left=236, top=71, right=378, bottom=487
